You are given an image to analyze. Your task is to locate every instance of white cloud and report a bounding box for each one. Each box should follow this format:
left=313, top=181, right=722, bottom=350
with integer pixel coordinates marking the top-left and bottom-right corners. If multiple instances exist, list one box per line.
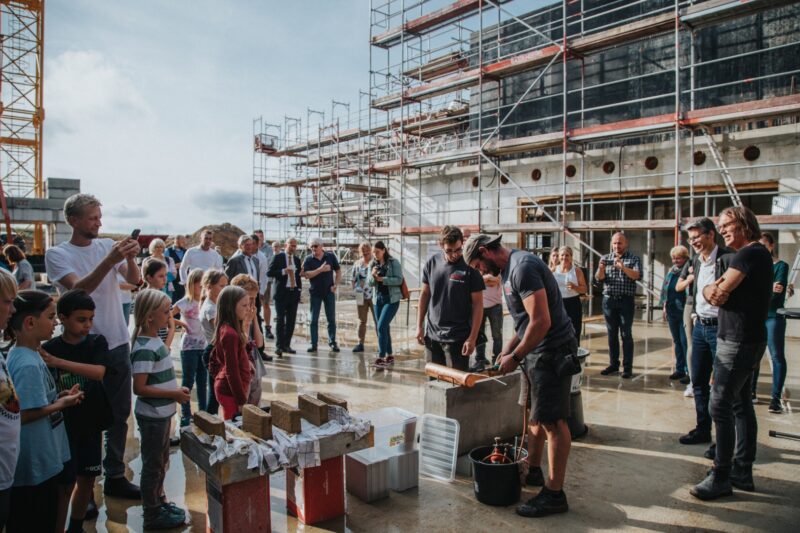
left=105, top=204, right=149, bottom=219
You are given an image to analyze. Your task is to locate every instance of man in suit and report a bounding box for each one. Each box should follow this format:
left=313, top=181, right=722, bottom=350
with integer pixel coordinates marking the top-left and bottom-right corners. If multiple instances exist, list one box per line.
left=225, top=234, right=261, bottom=283
left=268, top=237, right=301, bottom=357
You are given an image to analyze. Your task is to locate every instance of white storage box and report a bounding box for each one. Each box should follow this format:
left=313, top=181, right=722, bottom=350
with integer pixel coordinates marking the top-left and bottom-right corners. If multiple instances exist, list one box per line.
left=346, top=448, right=390, bottom=502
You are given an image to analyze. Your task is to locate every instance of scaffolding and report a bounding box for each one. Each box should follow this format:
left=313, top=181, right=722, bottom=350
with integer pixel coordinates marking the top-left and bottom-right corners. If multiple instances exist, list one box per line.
left=253, top=0, right=800, bottom=320
left=0, top=0, right=45, bottom=253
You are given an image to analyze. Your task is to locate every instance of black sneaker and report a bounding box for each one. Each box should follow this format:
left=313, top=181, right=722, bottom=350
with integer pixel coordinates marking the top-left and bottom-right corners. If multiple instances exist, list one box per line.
left=680, top=375, right=691, bottom=385
left=679, top=429, right=711, bottom=445
left=283, top=347, right=296, bottom=354
left=274, top=348, right=283, bottom=358
left=104, top=477, right=141, bottom=499
left=621, top=369, right=633, bottom=379
left=704, top=443, right=716, bottom=460
left=730, top=463, right=755, bottom=492
left=329, top=342, right=340, bottom=353
left=516, top=487, right=569, bottom=517
left=669, top=371, right=687, bottom=380
left=84, top=495, right=99, bottom=521
left=352, top=344, right=364, bottom=353
left=600, top=365, right=619, bottom=376
left=525, top=466, right=544, bottom=486
left=264, top=328, right=275, bottom=340
left=690, top=468, right=732, bottom=500
left=768, top=398, right=783, bottom=414
left=469, top=359, right=488, bottom=373
left=169, top=436, right=180, bottom=447
left=307, top=346, right=318, bottom=353
left=260, top=352, right=273, bottom=362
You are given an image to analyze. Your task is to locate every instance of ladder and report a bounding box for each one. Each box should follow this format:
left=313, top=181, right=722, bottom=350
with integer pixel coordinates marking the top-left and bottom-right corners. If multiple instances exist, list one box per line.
left=701, top=127, right=742, bottom=208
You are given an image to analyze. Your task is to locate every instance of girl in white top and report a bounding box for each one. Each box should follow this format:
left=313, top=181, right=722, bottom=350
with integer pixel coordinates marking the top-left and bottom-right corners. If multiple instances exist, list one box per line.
left=552, top=246, right=587, bottom=343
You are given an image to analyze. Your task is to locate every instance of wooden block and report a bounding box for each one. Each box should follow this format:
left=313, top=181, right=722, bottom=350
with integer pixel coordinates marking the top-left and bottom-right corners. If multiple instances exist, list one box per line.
left=316, top=392, right=348, bottom=411
left=194, top=411, right=225, bottom=438
left=242, top=405, right=273, bottom=440
left=271, top=400, right=302, bottom=434
left=299, top=394, right=329, bottom=426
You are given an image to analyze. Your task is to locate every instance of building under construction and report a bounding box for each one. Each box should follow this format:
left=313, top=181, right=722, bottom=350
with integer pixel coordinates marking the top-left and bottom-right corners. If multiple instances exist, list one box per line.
left=253, top=0, right=800, bottom=318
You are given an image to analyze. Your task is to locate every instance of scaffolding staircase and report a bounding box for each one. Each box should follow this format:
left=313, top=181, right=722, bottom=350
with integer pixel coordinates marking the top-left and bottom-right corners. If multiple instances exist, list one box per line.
left=698, top=127, right=743, bottom=208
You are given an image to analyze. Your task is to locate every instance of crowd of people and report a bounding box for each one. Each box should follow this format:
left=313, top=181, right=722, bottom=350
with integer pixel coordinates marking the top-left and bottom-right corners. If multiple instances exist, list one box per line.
left=0, top=191, right=791, bottom=530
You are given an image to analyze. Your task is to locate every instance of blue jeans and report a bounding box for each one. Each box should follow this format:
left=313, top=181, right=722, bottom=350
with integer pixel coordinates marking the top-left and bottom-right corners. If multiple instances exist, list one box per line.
left=122, top=302, right=132, bottom=326
left=180, top=349, right=208, bottom=426
left=375, top=293, right=399, bottom=358
left=690, top=322, right=717, bottom=434
left=666, top=308, right=688, bottom=374
left=752, top=316, right=787, bottom=401
left=711, top=339, right=764, bottom=471
left=309, top=291, right=336, bottom=347
left=476, top=304, right=503, bottom=361
left=602, top=295, right=635, bottom=370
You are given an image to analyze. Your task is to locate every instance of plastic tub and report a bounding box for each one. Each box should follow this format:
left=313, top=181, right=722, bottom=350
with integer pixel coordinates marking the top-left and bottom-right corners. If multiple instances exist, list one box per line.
left=468, top=445, right=528, bottom=506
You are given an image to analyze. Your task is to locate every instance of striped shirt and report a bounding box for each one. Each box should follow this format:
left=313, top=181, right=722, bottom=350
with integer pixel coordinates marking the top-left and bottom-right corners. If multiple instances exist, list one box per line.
left=131, top=336, right=177, bottom=418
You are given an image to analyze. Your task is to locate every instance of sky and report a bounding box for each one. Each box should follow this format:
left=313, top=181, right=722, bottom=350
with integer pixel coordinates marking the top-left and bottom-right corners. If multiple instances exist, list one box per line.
left=43, top=0, right=369, bottom=235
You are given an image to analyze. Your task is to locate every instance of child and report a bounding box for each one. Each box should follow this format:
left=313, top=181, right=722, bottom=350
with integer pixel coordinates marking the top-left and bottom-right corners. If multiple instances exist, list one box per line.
left=40, top=289, right=111, bottom=533
left=130, top=288, right=190, bottom=529
left=199, top=269, right=227, bottom=415
left=172, top=269, right=208, bottom=427
left=208, top=285, right=253, bottom=420
left=141, top=258, right=178, bottom=346
left=230, top=274, right=266, bottom=406
left=5, top=290, right=83, bottom=533
left=0, top=269, right=18, bottom=532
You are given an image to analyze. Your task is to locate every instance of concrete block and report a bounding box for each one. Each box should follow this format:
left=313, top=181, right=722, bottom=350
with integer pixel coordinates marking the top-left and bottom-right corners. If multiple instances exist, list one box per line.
left=346, top=448, right=390, bottom=502
left=388, top=449, right=418, bottom=491
left=194, top=411, right=225, bottom=438
left=298, top=394, right=329, bottom=426
left=424, top=371, right=522, bottom=456
left=316, top=391, right=348, bottom=411
left=271, top=400, right=301, bottom=434
left=242, top=404, right=272, bottom=440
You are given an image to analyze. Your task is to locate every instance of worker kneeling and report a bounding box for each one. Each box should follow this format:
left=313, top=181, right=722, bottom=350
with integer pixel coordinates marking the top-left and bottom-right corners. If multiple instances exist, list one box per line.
left=465, top=234, right=580, bottom=518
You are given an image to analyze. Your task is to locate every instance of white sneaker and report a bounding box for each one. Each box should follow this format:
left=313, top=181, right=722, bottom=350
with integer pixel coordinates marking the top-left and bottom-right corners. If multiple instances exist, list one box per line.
left=684, top=384, right=694, bottom=398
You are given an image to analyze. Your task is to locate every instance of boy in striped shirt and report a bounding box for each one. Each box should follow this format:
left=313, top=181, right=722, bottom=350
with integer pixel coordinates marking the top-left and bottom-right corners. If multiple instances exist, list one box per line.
left=130, top=289, right=190, bottom=530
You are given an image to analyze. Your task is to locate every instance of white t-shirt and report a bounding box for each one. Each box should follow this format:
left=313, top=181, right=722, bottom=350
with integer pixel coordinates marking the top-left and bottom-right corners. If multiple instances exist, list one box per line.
left=175, top=297, right=207, bottom=351
left=45, top=238, right=130, bottom=350
left=117, top=271, right=132, bottom=305
left=0, top=353, right=20, bottom=490
left=179, top=246, right=223, bottom=285
left=254, top=250, right=269, bottom=293
left=199, top=298, right=218, bottom=343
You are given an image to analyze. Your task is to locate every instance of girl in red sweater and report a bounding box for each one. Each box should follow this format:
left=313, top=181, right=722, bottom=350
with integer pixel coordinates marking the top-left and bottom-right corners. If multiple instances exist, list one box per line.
left=209, top=286, right=254, bottom=420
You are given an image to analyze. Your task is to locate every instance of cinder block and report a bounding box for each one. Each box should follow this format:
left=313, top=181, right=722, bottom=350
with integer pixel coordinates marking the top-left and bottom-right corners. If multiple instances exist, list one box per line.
left=271, top=400, right=301, bottom=434
left=346, top=449, right=390, bottom=502
left=194, top=411, right=225, bottom=438
left=316, top=391, right=348, bottom=411
left=242, top=404, right=273, bottom=440
left=298, top=394, right=329, bottom=426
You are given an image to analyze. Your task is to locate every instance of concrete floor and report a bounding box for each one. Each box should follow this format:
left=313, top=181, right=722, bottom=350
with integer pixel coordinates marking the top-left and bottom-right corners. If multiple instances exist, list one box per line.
left=83, top=313, right=799, bottom=532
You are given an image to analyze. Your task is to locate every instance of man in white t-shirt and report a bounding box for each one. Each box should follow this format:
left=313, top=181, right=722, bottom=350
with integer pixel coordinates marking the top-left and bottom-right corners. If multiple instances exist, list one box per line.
left=179, top=229, right=223, bottom=283
left=44, top=193, right=142, bottom=499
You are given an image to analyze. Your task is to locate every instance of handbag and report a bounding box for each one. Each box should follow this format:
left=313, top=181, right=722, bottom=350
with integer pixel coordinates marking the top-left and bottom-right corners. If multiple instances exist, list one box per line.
left=400, top=278, right=410, bottom=300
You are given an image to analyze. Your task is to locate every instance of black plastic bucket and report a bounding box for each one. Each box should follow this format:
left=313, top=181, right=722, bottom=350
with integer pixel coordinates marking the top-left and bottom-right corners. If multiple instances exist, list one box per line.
left=468, top=445, right=528, bottom=506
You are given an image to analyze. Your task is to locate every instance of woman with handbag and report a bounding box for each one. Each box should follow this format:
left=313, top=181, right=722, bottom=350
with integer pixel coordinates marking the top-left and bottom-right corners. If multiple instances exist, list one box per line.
left=368, top=241, right=403, bottom=368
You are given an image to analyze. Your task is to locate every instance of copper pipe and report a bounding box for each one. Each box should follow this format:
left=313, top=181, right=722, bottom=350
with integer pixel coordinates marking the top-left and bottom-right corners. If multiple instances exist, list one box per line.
left=424, top=363, right=489, bottom=387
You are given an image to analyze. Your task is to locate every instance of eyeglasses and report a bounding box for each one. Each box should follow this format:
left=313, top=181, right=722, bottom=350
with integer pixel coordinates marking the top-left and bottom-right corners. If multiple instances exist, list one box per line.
left=687, top=232, right=708, bottom=243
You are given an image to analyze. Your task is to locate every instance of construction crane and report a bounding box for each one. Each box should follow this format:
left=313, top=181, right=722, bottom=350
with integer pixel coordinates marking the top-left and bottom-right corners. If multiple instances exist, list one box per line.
left=0, top=0, right=45, bottom=253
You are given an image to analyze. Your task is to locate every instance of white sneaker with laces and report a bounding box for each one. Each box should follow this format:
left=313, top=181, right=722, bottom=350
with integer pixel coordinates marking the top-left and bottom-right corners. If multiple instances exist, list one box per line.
left=684, top=383, right=694, bottom=398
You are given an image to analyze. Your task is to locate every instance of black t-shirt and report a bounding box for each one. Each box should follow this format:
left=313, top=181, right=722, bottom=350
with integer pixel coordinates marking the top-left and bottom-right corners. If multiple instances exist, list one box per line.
left=422, top=253, right=485, bottom=342
left=44, top=334, right=113, bottom=436
left=502, top=250, right=574, bottom=354
left=303, top=251, right=340, bottom=297
left=717, top=243, right=773, bottom=344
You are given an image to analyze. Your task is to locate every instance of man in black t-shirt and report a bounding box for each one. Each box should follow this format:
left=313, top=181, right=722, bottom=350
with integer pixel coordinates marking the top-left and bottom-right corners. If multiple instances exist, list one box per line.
left=302, top=237, right=342, bottom=353
left=465, top=234, right=576, bottom=519
left=416, top=226, right=484, bottom=372
left=690, top=206, right=772, bottom=501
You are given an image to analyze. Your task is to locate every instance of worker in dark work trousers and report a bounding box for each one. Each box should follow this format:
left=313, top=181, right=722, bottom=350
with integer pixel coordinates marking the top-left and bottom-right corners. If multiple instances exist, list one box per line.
left=465, top=234, right=578, bottom=518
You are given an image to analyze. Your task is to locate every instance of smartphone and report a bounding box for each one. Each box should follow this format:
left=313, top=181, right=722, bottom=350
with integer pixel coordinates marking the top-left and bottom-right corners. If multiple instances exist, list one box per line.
left=130, top=229, right=141, bottom=239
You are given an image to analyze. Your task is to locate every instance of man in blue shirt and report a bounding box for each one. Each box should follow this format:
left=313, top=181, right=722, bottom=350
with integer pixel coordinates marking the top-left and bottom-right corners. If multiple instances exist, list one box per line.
left=302, top=237, right=342, bottom=353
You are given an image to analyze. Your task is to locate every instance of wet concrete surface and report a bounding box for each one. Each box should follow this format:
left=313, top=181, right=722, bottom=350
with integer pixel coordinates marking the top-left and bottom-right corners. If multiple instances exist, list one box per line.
left=82, top=314, right=799, bottom=532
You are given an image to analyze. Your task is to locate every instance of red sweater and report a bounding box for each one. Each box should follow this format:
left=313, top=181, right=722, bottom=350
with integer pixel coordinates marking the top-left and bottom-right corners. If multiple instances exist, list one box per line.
left=211, top=324, right=252, bottom=406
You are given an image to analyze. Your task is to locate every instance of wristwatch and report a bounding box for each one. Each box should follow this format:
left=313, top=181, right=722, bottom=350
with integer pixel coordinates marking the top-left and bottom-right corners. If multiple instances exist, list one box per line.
left=511, top=352, right=523, bottom=364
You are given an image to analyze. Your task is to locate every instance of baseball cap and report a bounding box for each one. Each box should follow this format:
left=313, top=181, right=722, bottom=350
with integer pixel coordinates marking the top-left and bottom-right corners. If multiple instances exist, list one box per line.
left=463, top=233, right=502, bottom=264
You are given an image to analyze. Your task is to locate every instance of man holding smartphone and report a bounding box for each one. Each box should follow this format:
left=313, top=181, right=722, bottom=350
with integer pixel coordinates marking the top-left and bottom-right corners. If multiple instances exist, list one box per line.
left=45, top=194, right=143, bottom=499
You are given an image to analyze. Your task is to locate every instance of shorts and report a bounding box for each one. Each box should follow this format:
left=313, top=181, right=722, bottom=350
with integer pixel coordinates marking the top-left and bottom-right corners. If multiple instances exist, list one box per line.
left=68, top=431, right=103, bottom=478
left=523, top=340, right=576, bottom=423
left=54, top=460, right=76, bottom=486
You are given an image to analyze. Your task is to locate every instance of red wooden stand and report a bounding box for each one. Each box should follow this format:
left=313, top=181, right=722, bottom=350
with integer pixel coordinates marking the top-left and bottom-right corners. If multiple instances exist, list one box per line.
left=286, top=456, right=345, bottom=525
left=206, top=476, right=270, bottom=532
